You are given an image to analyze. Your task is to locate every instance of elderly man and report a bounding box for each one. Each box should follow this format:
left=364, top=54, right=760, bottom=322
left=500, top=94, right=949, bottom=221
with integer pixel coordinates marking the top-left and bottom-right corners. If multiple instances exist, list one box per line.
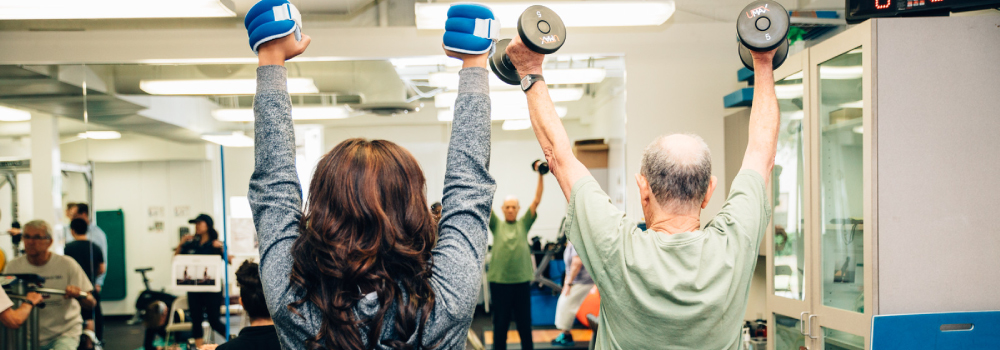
left=488, top=171, right=544, bottom=350
left=5, top=220, right=97, bottom=350
left=506, top=35, right=779, bottom=349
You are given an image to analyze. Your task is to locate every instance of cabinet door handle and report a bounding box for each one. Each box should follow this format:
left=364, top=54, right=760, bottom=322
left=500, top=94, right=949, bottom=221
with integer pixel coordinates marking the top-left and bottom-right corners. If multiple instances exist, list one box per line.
left=799, top=312, right=809, bottom=335
left=807, top=314, right=819, bottom=339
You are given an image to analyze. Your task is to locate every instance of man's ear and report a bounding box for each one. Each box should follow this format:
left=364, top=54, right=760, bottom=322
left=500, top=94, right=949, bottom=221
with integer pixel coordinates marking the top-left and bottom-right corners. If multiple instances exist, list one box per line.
left=636, top=174, right=652, bottom=207
left=701, top=175, right=718, bottom=209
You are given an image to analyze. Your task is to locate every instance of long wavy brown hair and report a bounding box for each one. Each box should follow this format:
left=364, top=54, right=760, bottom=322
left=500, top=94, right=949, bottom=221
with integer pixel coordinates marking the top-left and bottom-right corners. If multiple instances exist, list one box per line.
left=289, top=138, right=438, bottom=349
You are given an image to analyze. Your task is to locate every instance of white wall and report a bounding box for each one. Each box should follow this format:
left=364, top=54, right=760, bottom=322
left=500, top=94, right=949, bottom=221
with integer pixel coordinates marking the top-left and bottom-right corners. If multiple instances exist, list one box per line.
left=93, top=160, right=216, bottom=315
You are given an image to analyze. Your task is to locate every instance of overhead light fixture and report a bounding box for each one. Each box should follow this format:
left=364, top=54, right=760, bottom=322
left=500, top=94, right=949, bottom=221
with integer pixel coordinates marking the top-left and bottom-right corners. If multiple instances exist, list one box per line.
left=775, top=84, right=804, bottom=100
left=502, top=119, right=533, bottom=131
left=0, top=0, right=236, bottom=20
left=853, top=125, right=864, bottom=134
left=839, top=100, right=863, bottom=108
left=140, top=78, right=319, bottom=95
left=213, top=106, right=351, bottom=122
left=77, top=131, right=122, bottom=140
left=0, top=105, right=31, bottom=122
left=787, top=111, right=804, bottom=120
left=429, top=68, right=605, bottom=90
left=389, top=57, right=463, bottom=69
left=820, top=66, right=863, bottom=80
left=434, top=88, right=584, bottom=109
left=202, top=131, right=254, bottom=147
left=415, top=1, right=675, bottom=29
left=438, top=106, right=567, bottom=122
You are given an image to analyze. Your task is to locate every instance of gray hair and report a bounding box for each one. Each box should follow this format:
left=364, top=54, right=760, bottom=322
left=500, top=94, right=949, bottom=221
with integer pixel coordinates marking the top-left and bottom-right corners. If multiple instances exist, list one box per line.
left=23, top=220, right=52, bottom=238
left=640, top=134, right=712, bottom=211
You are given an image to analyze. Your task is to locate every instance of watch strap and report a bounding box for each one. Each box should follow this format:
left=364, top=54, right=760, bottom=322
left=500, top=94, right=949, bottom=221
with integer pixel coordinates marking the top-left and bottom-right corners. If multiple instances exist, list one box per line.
left=521, top=74, right=544, bottom=92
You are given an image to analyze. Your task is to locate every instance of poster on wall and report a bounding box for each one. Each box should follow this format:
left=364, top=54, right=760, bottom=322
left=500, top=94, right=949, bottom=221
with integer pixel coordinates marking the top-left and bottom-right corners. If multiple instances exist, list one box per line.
left=171, top=254, right=223, bottom=292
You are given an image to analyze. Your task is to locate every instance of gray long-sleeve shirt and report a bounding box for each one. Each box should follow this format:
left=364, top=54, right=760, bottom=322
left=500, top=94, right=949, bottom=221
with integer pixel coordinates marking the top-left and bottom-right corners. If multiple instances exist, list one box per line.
left=249, top=65, right=495, bottom=349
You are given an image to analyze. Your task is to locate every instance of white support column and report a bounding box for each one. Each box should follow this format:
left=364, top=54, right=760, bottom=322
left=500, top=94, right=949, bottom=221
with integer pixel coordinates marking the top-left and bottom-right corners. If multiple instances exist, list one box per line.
left=29, top=113, right=63, bottom=247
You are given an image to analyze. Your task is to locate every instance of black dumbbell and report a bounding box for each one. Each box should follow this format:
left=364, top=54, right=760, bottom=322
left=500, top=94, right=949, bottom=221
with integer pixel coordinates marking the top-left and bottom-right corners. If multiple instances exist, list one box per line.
left=532, top=159, right=550, bottom=175
left=490, top=5, right=567, bottom=85
left=736, top=0, right=790, bottom=71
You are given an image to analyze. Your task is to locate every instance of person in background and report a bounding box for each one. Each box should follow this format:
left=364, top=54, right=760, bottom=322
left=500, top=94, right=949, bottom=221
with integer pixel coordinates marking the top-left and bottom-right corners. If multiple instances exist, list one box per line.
left=64, top=218, right=106, bottom=342
left=175, top=214, right=228, bottom=348
left=550, top=242, right=594, bottom=347
left=65, top=203, right=108, bottom=292
left=430, top=202, right=443, bottom=223
left=487, top=170, right=544, bottom=350
left=199, top=261, right=280, bottom=350
left=4, top=220, right=96, bottom=350
left=0, top=208, right=45, bottom=330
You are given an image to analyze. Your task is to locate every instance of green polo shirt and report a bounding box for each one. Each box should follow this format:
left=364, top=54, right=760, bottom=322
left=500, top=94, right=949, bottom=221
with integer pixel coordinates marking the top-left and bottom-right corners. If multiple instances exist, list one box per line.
left=487, top=210, right=537, bottom=284
left=566, top=170, right=770, bottom=349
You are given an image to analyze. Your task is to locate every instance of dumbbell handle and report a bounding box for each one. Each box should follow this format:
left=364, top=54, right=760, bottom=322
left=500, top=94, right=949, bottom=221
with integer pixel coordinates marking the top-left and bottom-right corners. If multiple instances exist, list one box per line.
left=501, top=54, right=517, bottom=75
left=34, top=287, right=89, bottom=299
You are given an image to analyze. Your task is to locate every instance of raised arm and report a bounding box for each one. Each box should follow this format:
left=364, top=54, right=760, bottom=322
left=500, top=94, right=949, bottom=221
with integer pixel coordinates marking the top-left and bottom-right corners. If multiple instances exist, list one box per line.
left=246, top=34, right=311, bottom=328
left=528, top=173, right=543, bottom=215
left=431, top=49, right=497, bottom=318
left=741, top=49, right=779, bottom=185
left=505, top=36, right=590, bottom=201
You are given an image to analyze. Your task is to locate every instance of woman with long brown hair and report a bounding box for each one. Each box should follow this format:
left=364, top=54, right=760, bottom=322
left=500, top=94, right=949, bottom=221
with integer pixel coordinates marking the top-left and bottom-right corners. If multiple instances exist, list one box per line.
left=246, top=6, right=497, bottom=350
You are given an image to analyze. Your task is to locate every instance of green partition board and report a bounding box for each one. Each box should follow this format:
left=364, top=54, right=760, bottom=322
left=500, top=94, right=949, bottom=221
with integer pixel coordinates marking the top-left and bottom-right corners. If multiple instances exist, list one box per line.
left=96, top=210, right=126, bottom=301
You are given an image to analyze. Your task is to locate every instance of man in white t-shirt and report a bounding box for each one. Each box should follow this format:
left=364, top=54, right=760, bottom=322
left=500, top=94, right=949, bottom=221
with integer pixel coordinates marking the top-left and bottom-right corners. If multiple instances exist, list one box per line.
left=0, top=208, right=46, bottom=330
left=4, top=220, right=96, bottom=350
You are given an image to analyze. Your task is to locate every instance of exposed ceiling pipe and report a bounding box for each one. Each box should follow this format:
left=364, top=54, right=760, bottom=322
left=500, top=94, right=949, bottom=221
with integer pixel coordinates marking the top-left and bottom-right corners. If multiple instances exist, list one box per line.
left=378, top=0, right=389, bottom=27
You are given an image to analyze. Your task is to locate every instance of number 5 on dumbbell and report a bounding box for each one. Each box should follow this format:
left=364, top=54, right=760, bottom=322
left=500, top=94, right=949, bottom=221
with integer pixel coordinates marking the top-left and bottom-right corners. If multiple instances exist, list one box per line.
left=736, top=0, right=790, bottom=70
left=490, top=5, right=566, bottom=84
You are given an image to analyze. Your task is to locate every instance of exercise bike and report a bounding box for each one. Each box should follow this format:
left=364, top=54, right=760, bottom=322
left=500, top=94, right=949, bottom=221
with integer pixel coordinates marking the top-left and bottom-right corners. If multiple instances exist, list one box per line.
left=130, top=268, right=180, bottom=350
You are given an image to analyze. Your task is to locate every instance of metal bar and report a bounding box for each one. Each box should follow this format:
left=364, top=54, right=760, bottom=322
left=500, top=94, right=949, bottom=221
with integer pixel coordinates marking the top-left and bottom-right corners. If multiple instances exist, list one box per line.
left=29, top=305, right=38, bottom=350
left=220, top=145, right=231, bottom=340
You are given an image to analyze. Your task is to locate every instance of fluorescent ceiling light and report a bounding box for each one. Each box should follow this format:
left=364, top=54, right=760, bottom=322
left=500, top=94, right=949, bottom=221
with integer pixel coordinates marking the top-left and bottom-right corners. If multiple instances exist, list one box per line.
left=429, top=68, right=605, bottom=90
left=438, top=106, right=567, bottom=122
left=787, top=111, right=804, bottom=120
left=77, top=131, right=121, bottom=140
left=434, top=88, right=583, bottom=108
left=502, top=119, right=533, bottom=131
left=0, top=105, right=31, bottom=122
left=415, top=1, right=675, bottom=29
left=820, top=66, right=863, bottom=80
left=839, top=100, right=863, bottom=109
left=140, top=78, right=319, bottom=95
left=853, top=126, right=864, bottom=134
left=0, top=0, right=236, bottom=20
left=390, top=57, right=463, bottom=69
left=202, top=131, right=254, bottom=147
left=213, top=107, right=351, bottom=122
left=775, top=84, right=804, bottom=100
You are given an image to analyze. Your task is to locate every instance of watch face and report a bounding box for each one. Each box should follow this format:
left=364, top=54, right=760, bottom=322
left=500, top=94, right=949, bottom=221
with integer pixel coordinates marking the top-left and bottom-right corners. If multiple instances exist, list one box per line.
left=520, top=77, right=531, bottom=91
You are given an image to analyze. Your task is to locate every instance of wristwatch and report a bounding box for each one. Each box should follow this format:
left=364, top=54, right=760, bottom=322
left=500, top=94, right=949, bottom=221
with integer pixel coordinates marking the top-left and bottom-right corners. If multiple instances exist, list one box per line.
left=521, top=74, right=544, bottom=92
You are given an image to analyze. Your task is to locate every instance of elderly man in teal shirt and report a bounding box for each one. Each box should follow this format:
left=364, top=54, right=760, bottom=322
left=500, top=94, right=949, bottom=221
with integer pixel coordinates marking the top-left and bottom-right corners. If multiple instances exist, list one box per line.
left=488, top=171, right=543, bottom=350
left=505, top=34, right=781, bottom=349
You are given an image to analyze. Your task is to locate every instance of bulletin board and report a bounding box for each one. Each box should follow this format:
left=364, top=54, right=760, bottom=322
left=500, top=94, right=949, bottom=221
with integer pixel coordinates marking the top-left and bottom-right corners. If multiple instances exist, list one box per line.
left=96, top=210, right=126, bottom=301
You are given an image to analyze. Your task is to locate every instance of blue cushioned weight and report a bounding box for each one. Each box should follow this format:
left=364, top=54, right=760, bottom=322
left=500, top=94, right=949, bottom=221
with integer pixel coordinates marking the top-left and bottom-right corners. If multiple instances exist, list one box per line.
left=245, top=0, right=303, bottom=55
left=443, top=4, right=498, bottom=55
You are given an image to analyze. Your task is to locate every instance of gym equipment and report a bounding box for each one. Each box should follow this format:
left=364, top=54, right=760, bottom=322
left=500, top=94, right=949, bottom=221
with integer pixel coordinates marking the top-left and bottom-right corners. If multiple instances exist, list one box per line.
left=736, top=1, right=789, bottom=71
left=443, top=4, right=499, bottom=55
left=131, top=268, right=180, bottom=348
left=245, top=0, right=303, bottom=55
left=0, top=159, right=94, bottom=257
left=489, top=5, right=566, bottom=85
left=531, top=159, right=549, bottom=175
left=0, top=274, right=93, bottom=350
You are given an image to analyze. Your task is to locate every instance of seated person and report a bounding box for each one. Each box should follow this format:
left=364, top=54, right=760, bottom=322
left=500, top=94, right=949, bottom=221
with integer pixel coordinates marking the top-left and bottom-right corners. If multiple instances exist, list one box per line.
left=201, top=261, right=279, bottom=350
left=0, top=208, right=45, bottom=330
left=4, top=220, right=97, bottom=350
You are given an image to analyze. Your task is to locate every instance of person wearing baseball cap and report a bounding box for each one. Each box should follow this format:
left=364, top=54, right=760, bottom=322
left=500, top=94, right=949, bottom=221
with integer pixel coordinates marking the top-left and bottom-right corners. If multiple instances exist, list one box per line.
left=174, top=213, right=227, bottom=348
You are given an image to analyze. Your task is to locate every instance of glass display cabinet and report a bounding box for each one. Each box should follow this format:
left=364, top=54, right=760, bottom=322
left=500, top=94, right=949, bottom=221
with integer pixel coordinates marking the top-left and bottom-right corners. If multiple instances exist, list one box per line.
left=760, top=14, right=1000, bottom=349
